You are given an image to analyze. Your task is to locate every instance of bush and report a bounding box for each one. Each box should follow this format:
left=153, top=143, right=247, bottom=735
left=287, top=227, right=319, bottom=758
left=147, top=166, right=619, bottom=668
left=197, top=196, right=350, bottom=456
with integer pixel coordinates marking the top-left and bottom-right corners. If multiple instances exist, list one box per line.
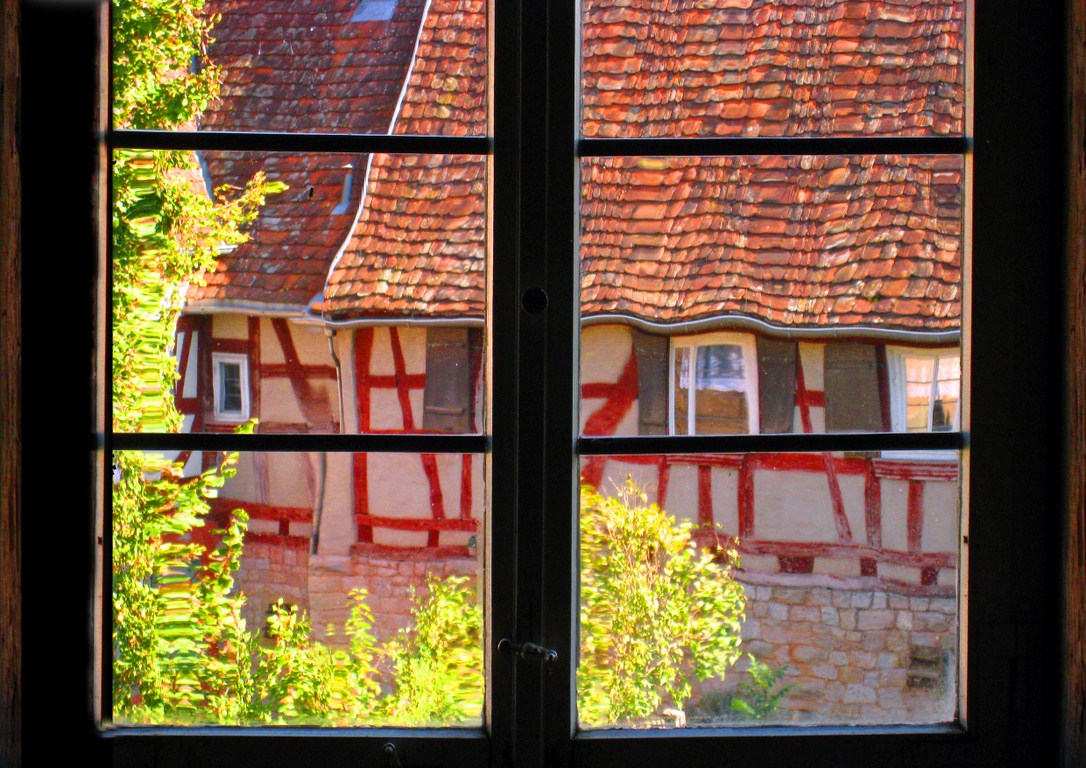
left=578, top=481, right=746, bottom=726
left=381, top=575, right=484, bottom=725
left=730, top=654, right=795, bottom=721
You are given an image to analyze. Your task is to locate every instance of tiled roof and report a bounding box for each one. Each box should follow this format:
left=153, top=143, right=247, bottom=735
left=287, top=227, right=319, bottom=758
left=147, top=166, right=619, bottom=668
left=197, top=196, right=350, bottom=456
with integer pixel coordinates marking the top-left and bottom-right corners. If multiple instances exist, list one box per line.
left=580, top=155, right=962, bottom=331
left=321, top=153, right=487, bottom=319
left=321, top=0, right=488, bottom=320
left=582, top=0, right=964, bottom=138
left=196, top=0, right=964, bottom=334
left=189, top=152, right=365, bottom=308
left=202, top=0, right=428, bottom=134
left=187, top=0, right=427, bottom=309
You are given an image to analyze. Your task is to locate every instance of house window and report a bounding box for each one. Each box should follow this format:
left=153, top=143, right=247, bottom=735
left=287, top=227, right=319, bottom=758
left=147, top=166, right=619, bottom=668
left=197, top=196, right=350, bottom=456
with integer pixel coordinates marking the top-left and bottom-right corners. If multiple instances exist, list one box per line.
left=887, top=348, right=962, bottom=434
left=669, top=333, right=758, bottom=435
left=211, top=352, right=249, bottom=422
left=351, top=0, right=397, bottom=22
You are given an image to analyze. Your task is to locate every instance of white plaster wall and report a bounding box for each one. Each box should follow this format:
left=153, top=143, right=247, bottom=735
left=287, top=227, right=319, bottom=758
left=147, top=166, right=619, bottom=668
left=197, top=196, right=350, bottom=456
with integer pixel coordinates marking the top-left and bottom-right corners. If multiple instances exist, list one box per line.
left=798, top=341, right=826, bottom=433
left=317, top=452, right=358, bottom=556
left=880, top=480, right=911, bottom=552
left=921, top=481, right=961, bottom=552
left=660, top=463, right=699, bottom=520
left=710, top=467, right=741, bottom=535
left=212, top=314, right=248, bottom=339
left=579, top=325, right=638, bottom=437
left=752, top=470, right=842, bottom=542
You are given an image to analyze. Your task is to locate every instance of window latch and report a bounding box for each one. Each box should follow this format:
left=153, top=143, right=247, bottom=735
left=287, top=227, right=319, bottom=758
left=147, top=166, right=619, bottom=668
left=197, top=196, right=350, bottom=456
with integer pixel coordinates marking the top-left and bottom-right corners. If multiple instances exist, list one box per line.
left=383, top=743, right=404, bottom=768
left=497, top=637, right=558, bottom=664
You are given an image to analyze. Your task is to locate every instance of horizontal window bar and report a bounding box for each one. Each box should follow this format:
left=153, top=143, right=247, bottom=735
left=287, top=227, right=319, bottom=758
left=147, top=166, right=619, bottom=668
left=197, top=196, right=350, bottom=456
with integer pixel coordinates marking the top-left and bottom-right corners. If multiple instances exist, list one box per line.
left=571, top=723, right=966, bottom=767
left=109, top=129, right=492, bottom=155
left=108, top=432, right=490, bottom=454
left=574, top=722, right=965, bottom=741
left=577, top=431, right=965, bottom=455
left=106, top=729, right=488, bottom=765
left=578, top=136, right=970, bottom=158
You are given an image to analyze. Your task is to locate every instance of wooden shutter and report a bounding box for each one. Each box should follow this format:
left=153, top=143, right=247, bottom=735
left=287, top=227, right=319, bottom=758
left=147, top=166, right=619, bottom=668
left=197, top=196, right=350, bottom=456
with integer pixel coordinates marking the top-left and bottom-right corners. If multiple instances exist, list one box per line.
left=756, top=337, right=797, bottom=433
left=632, top=329, right=668, bottom=435
left=422, top=327, right=472, bottom=433
left=824, top=343, right=884, bottom=432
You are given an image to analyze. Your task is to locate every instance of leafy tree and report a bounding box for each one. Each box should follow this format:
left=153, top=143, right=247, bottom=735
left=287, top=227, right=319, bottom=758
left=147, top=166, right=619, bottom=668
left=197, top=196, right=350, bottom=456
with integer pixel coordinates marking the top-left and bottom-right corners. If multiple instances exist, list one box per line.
left=578, top=481, right=746, bottom=726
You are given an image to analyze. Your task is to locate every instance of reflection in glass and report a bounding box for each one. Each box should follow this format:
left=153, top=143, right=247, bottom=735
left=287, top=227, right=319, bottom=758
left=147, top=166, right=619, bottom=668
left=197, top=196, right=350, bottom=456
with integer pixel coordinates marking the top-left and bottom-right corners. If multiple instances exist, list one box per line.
left=113, top=151, right=487, bottom=435
left=111, top=450, right=485, bottom=727
left=577, top=452, right=960, bottom=727
left=581, top=0, right=964, bottom=139
left=579, top=155, right=963, bottom=438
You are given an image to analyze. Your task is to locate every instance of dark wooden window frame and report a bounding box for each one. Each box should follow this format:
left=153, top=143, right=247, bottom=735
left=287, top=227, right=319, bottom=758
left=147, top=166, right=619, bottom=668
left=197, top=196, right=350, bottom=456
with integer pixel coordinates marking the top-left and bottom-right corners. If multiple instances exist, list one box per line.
left=7, top=0, right=1085, bottom=767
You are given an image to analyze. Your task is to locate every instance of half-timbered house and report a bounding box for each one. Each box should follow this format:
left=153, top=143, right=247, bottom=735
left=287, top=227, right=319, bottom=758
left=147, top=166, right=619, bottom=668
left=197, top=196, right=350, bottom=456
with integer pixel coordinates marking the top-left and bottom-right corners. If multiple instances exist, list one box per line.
left=176, top=0, right=965, bottom=722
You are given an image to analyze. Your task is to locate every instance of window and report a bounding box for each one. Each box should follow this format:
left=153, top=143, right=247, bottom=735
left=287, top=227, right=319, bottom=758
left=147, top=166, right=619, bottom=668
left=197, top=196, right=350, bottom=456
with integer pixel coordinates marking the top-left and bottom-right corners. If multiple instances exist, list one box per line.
left=211, top=353, right=249, bottom=422
left=887, top=347, right=962, bottom=434
left=12, top=0, right=1073, bottom=766
left=670, top=333, right=758, bottom=435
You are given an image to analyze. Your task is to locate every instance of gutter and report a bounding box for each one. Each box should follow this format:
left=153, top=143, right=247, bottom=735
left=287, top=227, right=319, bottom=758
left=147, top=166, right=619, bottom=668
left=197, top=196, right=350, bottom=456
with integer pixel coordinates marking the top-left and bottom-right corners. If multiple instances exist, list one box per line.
left=579, top=313, right=962, bottom=344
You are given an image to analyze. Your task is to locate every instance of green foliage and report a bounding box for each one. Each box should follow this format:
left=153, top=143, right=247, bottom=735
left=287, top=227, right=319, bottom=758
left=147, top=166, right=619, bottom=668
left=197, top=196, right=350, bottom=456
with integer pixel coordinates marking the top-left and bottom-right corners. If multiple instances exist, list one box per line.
left=110, top=0, right=282, bottom=723
left=111, top=449, right=252, bottom=721
left=111, top=0, right=282, bottom=435
left=327, top=589, right=384, bottom=722
left=382, top=575, right=484, bottom=725
left=249, top=601, right=336, bottom=722
left=578, top=481, right=746, bottom=726
left=730, top=655, right=795, bottom=721
left=112, top=0, right=220, bottom=130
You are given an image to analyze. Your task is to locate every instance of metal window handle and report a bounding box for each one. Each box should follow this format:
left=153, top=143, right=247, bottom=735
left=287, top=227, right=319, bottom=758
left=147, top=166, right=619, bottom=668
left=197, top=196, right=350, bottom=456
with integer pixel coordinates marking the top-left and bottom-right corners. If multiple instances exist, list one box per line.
left=497, top=637, right=558, bottom=664
left=384, top=743, right=404, bottom=768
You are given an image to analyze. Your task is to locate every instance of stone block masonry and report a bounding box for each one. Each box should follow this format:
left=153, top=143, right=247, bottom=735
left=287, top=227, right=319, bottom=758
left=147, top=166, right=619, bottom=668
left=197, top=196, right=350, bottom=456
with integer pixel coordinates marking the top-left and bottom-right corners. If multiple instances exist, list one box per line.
left=720, top=584, right=958, bottom=725
left=233, top=544, right=956, bottom=725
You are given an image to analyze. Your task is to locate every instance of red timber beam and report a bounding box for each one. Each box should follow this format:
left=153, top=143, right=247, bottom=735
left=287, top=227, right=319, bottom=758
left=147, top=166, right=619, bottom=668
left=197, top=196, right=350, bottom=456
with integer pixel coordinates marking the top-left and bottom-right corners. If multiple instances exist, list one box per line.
left=580, top=351, right=639, bottom=488
left=578, top=344, right=960, bottom=592
left=353, top=328, right=472, bottom=550
left=269, top=318, right=334, bottom=429
left=389, top=328, right=447, bottom=546
left=795, top=350, right=852, bottom=544
left=171, top=498, right=316, bottom=553
left=353, top=329, right=374, bottom=543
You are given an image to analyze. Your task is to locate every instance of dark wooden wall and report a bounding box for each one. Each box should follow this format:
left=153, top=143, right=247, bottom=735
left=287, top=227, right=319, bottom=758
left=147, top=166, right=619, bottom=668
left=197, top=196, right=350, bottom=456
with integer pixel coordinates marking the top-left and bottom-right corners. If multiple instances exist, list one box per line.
left=1066, top=0, right=1086, bottom=765
left=0, top=1, right=1083, bottom=766
left=1, top=0, right=21, bottom=764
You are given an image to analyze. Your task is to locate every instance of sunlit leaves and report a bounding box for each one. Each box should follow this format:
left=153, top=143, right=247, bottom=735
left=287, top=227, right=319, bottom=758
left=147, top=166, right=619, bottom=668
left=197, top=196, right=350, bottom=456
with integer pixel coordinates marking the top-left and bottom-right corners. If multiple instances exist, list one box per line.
left=578, top=480, right=746, bottom=726
left=112, top=0, right=220, bottom=130
left=381, top=575, right=484, bottom=726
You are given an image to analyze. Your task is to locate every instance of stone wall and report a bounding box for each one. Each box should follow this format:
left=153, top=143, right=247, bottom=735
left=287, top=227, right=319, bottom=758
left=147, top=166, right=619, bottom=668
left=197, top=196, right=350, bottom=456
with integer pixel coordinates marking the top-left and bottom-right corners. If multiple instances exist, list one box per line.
left=306, top=553, right=480, bottom=645
left=233, top=544, right=957, bottom=725
left=711, top=583, right=957, bottom=725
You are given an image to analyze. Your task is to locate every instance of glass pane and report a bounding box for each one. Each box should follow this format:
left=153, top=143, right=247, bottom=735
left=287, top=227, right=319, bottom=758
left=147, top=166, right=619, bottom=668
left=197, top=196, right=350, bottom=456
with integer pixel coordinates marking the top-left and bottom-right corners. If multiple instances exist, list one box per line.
left=577, top=452, right=961, bottom=727
left=695, top=345, right=749, bottom=434
left=112, top=151, right=486, bottom=435
left=579, top=155, right=963, bottom=437
left=111, top=450, right=485, bottom=726
left=581, top=0, right=964, bottom=138
left=934, top=356, right=961, bottom=430
left=112, top=0, right=488, bottom=135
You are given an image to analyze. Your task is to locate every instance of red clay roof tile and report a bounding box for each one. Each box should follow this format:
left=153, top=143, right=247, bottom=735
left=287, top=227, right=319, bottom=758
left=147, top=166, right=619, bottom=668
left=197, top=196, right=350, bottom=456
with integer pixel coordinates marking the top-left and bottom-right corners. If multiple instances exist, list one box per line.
left=187, top=0, right=430, bottom=310
left=191, top=0, right=964, bottom=334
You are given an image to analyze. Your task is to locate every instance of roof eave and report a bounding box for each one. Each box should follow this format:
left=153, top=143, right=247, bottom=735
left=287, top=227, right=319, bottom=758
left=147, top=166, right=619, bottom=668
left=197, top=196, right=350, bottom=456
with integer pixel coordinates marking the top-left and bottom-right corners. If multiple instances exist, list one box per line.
left=580, top=313, right=962, bottom=344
